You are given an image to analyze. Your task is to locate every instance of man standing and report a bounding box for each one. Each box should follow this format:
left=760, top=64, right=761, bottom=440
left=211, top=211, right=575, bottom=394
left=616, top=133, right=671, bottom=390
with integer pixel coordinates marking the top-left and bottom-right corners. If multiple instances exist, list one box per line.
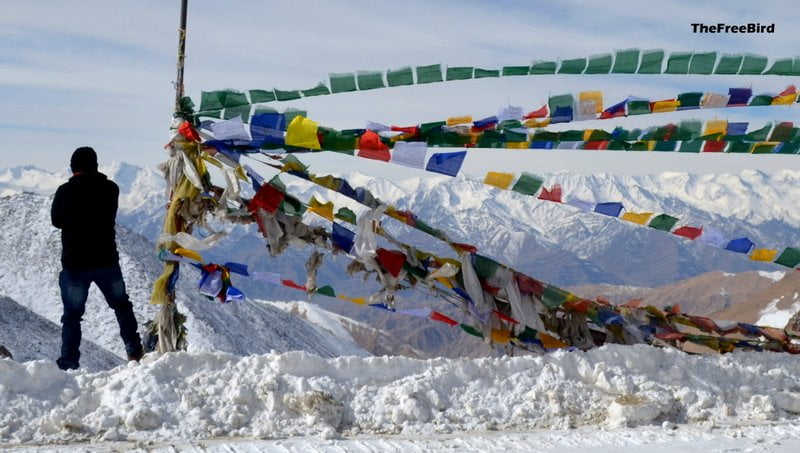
left=51, top=147, right=143, bottom=370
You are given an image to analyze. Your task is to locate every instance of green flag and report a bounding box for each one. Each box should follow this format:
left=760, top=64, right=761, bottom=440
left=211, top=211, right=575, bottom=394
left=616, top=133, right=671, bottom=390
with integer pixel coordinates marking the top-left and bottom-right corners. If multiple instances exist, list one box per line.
left=774, top=247, right=800, bottom=268
left=511, top=173, right=544, bottom=196
left=714, top=54, right=743, bottom=74
left=612, top=49, right=640, bottom=74
left=637, top=50, right=664, bottom=74
left=387, top=66, right=414, bottom=87
left=357, top=70, right=385, bottom=90
left=649, top=214, right=679, bottom=231
left=329, top=72, right=358, bottom=93
left=416, top=64, right=443, bottom=84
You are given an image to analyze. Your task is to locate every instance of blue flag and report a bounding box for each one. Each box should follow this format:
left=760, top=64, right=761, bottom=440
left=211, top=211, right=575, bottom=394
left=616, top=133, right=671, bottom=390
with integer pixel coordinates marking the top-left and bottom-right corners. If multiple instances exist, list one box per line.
left=594, top=202, right=624, bottom=217
left=332, top=222, right=355, bottom=253
left=426, top=151, right=467, bottom=177
left=726, top=237, right=754, bottom=254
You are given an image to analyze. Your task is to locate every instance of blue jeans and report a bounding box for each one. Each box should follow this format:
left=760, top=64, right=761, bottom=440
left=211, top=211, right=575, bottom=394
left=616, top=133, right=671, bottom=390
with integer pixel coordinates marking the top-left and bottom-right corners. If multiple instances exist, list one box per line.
left=58, top=265, right=142, bottom=369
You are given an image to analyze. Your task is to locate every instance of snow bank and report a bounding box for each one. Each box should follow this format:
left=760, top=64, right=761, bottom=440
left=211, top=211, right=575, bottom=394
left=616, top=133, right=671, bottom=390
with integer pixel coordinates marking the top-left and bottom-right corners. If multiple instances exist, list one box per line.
left=1, top=345, right=800, bottom=445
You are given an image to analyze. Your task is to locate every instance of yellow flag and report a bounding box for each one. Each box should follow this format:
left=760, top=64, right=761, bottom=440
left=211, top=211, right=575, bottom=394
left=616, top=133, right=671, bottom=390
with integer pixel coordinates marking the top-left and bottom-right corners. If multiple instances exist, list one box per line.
left=647, top=140, right=656, bottom=151
left=583, top=129, right=593, bottom=141
left=285, top=116, right=321, bottom=149
left=491, top=329, right=512, bottom=344
left=174, top=247, right=203, bottom=262
left=235, top=165, right=248, bottom=182
left=621, top=211, right=654, bottom=225
left=484, top=171, right=515, bottom=189
left=750, top=248, right=778, bottom=262
left=201, top=154, right=224, bottom=169
left=578, top=91, right=603, bottom=113
left=338, top=294, right=365, bottom=305
left=703, top=119, right=728, bottom=137
left=435, top=277, right=453, bottom=288
left=772, top=93, right=798, bottom=105
left=752, top=142, right=779, bottom=154
left=524, top=118, right=551, bottom=128
left=506, top=142, right=529, bottom=149
left=652, top=100, right=680, bottom=113
left=446, top=115, right=473, bottom=126
left=539, top=332, right=568, bottom=348
left=308, top=196, right=334, bottom=221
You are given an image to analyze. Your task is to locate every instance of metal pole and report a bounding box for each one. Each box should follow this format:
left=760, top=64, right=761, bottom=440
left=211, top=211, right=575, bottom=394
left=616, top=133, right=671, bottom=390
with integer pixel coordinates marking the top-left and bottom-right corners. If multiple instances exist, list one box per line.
left=175, top=0, right=188, bottom=110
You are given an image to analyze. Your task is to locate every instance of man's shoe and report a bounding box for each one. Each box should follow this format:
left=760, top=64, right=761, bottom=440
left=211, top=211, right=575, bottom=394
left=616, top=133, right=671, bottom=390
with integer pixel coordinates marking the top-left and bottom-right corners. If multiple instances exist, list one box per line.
left=56, top=357, right=79, bottom=370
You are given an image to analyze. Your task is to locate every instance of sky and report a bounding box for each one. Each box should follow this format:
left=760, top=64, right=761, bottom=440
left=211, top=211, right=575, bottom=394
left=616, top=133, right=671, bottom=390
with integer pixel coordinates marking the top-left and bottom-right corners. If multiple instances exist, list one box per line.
left=1, top=0, right=799, bottom=178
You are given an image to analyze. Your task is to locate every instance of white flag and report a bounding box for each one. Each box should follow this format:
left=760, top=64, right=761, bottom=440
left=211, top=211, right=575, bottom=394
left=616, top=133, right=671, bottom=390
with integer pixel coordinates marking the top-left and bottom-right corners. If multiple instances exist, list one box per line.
left=391, top=141, right=427, bottom=169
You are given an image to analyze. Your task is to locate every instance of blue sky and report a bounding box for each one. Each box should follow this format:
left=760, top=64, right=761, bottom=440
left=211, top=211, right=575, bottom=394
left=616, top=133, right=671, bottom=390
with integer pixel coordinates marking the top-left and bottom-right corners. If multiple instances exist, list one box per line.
left=1, top=0, right=799, bottom=177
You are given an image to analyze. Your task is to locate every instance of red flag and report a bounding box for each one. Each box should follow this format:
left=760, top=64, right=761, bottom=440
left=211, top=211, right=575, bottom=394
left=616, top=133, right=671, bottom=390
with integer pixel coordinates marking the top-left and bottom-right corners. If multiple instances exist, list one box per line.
left=538, top=184, right=562, bottom=202
left=702, top=141, right=726, bottom=152
left=779, top=85, right=797, bottom=96
left=249, top=184, right=285, bottom=214
left=516, top=273, right=544, bottom=295
left=452, top=242, right=477, bottom=254
left=524, top=105, right=548, bottom=119
left=376, top=248, right=406, bottom=277
left=583, top=140, right=610, bottom=150
left=357, top=130, right=390, bottom=161
left=281, top=279, right=307, bottom=291
left=178, top=121, right=201, bottom=141
left=430, top=310, right=459, bottom=326
left=673, top=226, right=703, bottom=240
left=492, top=310, right=519, bottom=324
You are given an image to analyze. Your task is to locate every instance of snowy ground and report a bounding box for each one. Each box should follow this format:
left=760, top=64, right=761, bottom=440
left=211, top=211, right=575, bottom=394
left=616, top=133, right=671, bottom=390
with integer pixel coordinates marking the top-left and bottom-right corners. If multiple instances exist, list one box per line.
left=2, top=345, right=800, bottom=451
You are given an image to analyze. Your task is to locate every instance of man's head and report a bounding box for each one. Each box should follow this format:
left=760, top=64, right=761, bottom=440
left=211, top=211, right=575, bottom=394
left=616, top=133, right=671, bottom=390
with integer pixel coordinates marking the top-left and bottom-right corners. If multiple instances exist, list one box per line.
left=70, top=147, right=98, bottom=174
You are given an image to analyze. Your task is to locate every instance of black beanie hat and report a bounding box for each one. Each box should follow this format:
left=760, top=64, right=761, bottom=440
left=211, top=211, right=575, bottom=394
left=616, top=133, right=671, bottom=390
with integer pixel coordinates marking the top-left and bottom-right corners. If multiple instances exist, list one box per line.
left=71, top=147, right=98, bottom=173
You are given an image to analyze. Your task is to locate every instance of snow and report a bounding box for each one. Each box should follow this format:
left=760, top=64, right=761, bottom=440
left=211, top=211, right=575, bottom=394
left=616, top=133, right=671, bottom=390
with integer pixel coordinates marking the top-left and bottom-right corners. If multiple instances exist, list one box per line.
left=2, top=345, right=800, bottom=448
left=759, top=270, right=788, bottom=283
left=757, top=294, right=800, bottom=328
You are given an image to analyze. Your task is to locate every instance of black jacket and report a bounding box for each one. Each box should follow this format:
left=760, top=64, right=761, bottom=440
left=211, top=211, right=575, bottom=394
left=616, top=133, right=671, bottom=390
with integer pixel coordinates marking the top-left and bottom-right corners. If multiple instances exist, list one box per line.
left=51, top=171, right=120, bottom=270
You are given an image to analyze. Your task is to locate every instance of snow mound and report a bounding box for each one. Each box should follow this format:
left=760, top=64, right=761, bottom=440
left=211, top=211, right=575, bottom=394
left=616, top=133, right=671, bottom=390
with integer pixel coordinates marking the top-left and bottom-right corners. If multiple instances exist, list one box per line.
left=2, top=345, right=799, bottom=444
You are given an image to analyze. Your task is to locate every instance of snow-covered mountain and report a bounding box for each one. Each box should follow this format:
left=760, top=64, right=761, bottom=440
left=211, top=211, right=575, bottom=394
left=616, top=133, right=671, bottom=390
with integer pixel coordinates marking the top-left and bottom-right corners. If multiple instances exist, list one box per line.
left=7, top=163, right=797, bottom=291
left=0, top=192, right=371, bottom=364
left=0, top=296, right=122, bottom=372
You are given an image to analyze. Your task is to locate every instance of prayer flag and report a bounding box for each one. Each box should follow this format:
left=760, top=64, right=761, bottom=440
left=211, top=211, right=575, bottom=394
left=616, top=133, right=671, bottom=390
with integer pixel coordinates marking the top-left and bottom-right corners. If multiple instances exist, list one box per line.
left=249, top=183, right=284, bottom=214
left=391, top=141, right=427, bottom=169
left=728, top=88, right=752, bottom=106
left=600, top=100, right=626, bottom=119
left=594, top=202, right=624, bottom=217
left=511, top=173, right=543, bottom=196
left=285, top=116, right=321, bottom=149
left=386, top=66, right=414, bottom=87
left=621, top=212, right=653, bottom=225
left=430, top=311, right=459, bottom=326
left=425, top=151, right=466, bottom=177
left=498, top=105, right=523, bottom=123
left=750, top=248, right=778, bottom=262
left=484, top=171, right=515, bottom=189
left=774, top=247, right=800, bottom=268
left=652, top=100, right=679, bottom=113
left=332, top=222, right=355, bottom=253
left=338, top=295, right=365, bottom=305
left=357, top=130, right=390, bottom=161
left=726, top=237, right=755, bottom=254
left=673, top=226, right=703, bottom=240
left=281, top=279, right=307, bottom=291
left=211, top=117, right=250, bottom=141
left=308, top=197, right=334, bottom=221
left=697, top=228, right=728, bottom=248
left=329, top=72, right=357, bottom=93
left=525, top=105, right=548, bottom=119
left=702, top=93, right=729, bottom=108
left=649, top=214, right=679, bottom=232
left=253, top=271, right=281, bottom=285
left=538, top=184, right=562, bottom=203
left=446, top=115, right=473, bottom=126
left=376, top=248, right=406, bottom=277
